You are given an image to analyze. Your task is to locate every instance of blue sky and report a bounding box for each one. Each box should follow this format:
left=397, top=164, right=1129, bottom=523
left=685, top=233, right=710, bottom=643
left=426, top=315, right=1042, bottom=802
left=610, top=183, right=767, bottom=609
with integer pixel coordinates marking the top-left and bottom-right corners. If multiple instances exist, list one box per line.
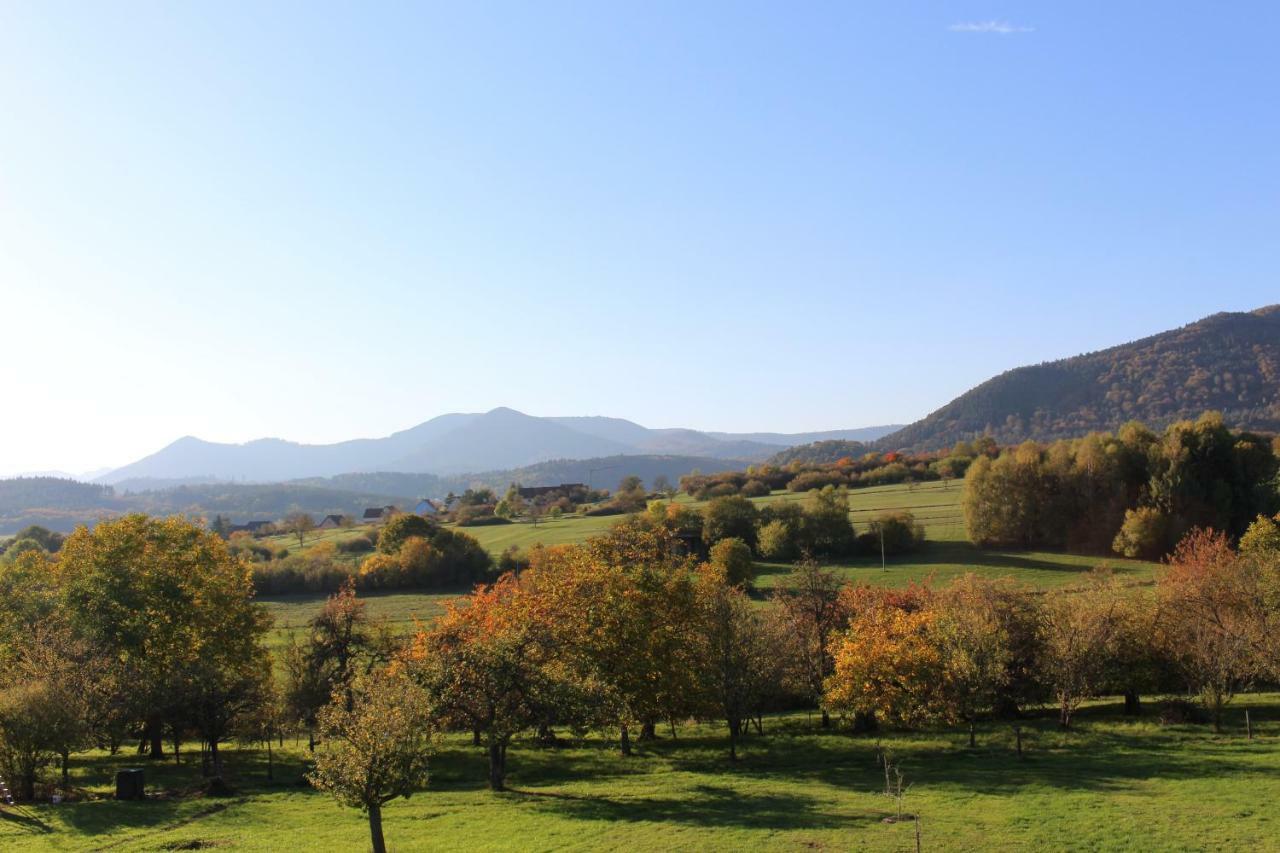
left=2, top=2, right=1277, bottom=474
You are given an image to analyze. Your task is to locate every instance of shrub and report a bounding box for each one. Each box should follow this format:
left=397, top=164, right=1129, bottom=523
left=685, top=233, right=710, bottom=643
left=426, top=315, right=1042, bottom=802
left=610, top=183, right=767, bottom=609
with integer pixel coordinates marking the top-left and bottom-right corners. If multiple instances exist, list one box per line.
left=786, top=471, right=848, bottom=493
left=861, top=511, right=925, bottom=556
left=583, top=506, right=625, bottom=518
left=709, top=537, right=756, bottom=588
left=336, top=535, right=376, bottom=555
left=457, top=515, right=513, bottom=526
left=358, top=553, right=402, bottom=589
left=704, top=483, right=739, bottom=499
left=378, top=514, right=436, bottom=554
left=1112, top=507, right=1170, bottom=559
left=758, top=519, right=798, bottom=561
left=275, top=548, right=291, bottom=560
left=454, top=505, right=497, bottom=526
left=740, top=479, right=770, bottom=498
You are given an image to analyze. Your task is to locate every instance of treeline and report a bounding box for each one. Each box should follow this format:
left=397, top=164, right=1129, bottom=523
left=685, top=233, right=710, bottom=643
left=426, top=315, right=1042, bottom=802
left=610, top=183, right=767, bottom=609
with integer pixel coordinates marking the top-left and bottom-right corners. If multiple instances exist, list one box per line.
left=964, top=412, right=1280, bottom=558
left=679, top=440, right=993, bottom=501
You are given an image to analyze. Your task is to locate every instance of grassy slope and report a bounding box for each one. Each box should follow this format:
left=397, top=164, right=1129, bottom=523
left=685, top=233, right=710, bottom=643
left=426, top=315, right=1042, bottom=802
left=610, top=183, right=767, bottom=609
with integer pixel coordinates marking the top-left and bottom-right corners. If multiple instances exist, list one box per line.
left=4, top=699, right=1277, bottom=852
left=257, top=481, right=1158, bottom=647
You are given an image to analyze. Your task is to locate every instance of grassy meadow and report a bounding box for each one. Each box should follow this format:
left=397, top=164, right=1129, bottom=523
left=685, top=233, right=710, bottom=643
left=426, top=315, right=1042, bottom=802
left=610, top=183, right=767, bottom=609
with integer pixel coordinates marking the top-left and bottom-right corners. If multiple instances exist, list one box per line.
left=258, top=480, right=1159, bottom=647
left=3, top=697, right=1277, bottom=852
left=4, top=481, right=1271, bottom=852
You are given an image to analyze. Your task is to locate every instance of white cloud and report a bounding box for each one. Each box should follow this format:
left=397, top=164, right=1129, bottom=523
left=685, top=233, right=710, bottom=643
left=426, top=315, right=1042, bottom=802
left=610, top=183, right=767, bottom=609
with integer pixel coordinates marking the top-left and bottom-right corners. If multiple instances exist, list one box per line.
left=949, top=20, right=1034, bottom=35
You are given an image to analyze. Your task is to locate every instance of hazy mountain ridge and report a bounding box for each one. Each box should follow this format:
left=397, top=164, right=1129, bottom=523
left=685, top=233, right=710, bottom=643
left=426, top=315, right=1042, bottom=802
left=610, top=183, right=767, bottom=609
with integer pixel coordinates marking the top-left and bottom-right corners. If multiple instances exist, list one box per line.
left=0, top=452, right=744, bottom=534
left=877, top=306, right=1280, bottom=451
left=98, top=409, right=898, bottom=484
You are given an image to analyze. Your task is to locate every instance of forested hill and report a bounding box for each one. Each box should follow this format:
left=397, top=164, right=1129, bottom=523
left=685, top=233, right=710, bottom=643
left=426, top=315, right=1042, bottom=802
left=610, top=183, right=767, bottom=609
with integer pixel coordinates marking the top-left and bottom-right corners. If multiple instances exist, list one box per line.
left=878, top=306, right=1280, bottom=452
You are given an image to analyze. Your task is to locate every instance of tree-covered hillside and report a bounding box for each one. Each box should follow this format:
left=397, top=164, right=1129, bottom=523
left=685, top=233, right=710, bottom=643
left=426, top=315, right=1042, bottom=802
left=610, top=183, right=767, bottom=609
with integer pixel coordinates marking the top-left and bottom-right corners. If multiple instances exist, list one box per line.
left=880, top=307, right=1280, bottom=451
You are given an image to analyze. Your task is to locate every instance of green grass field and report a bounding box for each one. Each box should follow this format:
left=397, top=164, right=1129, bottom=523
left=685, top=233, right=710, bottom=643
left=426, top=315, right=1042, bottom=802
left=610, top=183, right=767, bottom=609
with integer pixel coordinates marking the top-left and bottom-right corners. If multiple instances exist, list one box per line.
left=258, top=481, right=1159, bottom=642
left=4, top=697, right=1277, bottom=851
left=1, top=482, right=1256, bottom=851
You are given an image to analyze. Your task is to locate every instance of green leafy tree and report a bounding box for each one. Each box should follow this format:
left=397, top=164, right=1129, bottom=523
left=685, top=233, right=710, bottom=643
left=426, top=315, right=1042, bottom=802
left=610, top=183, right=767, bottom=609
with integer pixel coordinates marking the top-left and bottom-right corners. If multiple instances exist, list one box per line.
left=702, top=495, right=759, bottom=551
left=310, top=668, right=434, bottom=853
left=56, top=515, right=271, bottom=760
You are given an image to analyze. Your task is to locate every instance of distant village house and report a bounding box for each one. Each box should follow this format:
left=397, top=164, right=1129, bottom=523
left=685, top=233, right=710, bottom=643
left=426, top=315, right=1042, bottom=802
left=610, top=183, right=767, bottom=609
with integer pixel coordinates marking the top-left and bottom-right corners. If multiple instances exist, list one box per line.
left=361, top=506, right=400, bottom=525
left=317, top=514, right=347, bottom=530
left=414, top=499, right=444, bottom=517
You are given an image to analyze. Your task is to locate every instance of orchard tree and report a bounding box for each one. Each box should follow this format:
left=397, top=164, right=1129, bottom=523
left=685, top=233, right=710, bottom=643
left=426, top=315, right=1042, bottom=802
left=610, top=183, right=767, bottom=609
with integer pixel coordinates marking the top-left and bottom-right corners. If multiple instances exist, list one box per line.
left=775, top=561, right=846, bottom=727
left=406, top=575, right=567, bottom=790
left=1040, top=573, right=1123, bottom=729
left=310, top=668, right=434, bottom=853
left=56, top=515, right=271, bottom=759
left=933, top=576, right=1015, bottom=745
left=824, top=590, right=948, bottom=727
left=692, top=567, right=774, bottom=760
left=1158, top=530, right=1262, bottom=730
left=283, top=512, right=315, bottom=548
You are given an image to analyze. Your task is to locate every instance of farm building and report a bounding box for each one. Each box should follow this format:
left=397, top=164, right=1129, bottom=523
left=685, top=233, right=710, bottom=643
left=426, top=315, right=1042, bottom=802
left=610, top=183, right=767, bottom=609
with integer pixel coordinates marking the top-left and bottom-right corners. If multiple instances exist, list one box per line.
left=414, top=499, right=444, bottom=517
left=316, top=514, right=346, bottom=529
left=228, top=520, right=273, bottom=536
left=361, top=506, right=400, bottom=524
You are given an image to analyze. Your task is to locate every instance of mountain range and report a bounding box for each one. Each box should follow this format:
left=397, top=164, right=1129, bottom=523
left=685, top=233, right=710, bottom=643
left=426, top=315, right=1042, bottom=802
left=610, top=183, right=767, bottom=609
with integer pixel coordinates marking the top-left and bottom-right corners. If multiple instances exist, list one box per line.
left=877, top=306, right=1280, bottom=451
left=97, top=408, right=902, bottom=484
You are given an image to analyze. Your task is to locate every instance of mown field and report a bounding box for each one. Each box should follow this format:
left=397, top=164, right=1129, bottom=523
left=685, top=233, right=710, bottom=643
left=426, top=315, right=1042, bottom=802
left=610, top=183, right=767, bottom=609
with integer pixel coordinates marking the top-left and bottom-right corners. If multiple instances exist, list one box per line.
left=3, top=697, right=1277, bottom=852
left=258, top=481, right=1159, bottom=647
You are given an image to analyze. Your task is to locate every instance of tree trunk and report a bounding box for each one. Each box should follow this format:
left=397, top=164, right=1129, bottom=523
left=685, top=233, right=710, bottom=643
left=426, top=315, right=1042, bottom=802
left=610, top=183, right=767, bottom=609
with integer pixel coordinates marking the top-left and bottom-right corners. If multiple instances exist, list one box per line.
left=1059, top=702, right=1072, bottom=730
left=639, top=720, right=657, bottom=741
left=968, top=722, right=976, bottom=748
left=487, top=740, right=507, bottom=791
left=147, top=719, right=165, bottom=760
left=473, top=727, right=482, bottom=747
left=620, top=724, right=632, bottom=756
left=21, top=770, right=35, bottom=802
left=1123, top=691, right=1141, bottom=716
left=368, top=803, right=387, bottom=853
left=61, top=750, right=70, bottom=788
left=728, top=718, right=738, bottom=761
left=308, top=727, right=315, bottom=753
left=852, top=710, right=878, bottom=733
left=266, top=738, right=274, bottom=781
left=820, top=709, right=831, bottom=729
left=210, top=740, right=223, bottom=780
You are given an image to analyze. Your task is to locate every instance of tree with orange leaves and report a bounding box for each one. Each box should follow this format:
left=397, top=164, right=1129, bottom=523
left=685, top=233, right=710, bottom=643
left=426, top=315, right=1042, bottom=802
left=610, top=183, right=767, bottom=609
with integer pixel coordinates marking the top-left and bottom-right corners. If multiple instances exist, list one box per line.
left=403, top=574, right=571, bottom=790
left=521, top=518, right=700, bottom=753
left=823, top=588, right=949, bottom=728
left=1157, top=529, right=1265, bottom=730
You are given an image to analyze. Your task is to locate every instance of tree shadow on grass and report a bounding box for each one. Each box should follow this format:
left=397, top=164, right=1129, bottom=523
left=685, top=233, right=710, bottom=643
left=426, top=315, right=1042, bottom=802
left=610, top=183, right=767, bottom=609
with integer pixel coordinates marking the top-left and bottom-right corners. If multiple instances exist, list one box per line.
left=672, top=703, right=1280, bottom=798
left=510, top=783, right=872, bottom=831
left=1, top=806, right=53, bottom=834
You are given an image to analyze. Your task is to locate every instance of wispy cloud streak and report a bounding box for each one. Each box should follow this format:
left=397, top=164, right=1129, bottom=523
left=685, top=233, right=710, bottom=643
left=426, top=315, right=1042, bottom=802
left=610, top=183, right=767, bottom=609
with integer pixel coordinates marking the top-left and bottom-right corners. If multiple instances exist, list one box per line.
left=949, top=20, right=1034, bottom=35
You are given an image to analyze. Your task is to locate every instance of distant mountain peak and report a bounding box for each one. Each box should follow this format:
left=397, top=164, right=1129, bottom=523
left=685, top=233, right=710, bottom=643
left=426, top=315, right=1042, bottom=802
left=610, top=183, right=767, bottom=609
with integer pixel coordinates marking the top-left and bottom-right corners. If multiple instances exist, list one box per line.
left=98, top=411, right=897, bottom=484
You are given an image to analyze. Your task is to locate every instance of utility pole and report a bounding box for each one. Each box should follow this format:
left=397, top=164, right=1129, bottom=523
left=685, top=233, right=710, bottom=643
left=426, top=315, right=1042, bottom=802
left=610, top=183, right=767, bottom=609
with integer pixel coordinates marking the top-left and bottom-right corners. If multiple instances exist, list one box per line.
left=879, top=522, right=886, bottom=572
